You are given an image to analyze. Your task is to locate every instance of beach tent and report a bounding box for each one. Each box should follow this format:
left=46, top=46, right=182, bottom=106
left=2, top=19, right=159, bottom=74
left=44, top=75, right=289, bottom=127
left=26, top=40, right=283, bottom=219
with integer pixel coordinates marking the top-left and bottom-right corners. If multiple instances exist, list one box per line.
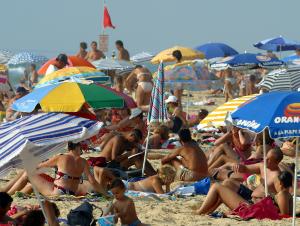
left=229, top=92, right=300, bottom=226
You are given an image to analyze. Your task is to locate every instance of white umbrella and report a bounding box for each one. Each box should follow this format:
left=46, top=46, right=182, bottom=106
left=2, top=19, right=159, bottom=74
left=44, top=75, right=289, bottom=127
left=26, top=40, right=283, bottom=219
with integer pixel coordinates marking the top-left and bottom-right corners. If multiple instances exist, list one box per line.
left=92, top=58, right=135, bottom=70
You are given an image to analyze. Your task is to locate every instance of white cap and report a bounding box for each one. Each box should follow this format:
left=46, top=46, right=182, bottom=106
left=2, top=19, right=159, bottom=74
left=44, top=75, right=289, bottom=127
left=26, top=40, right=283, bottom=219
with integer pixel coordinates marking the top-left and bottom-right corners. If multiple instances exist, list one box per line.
left=165, top=95, right=178, bottom=104
left=129, top=108, right=143, bottom=119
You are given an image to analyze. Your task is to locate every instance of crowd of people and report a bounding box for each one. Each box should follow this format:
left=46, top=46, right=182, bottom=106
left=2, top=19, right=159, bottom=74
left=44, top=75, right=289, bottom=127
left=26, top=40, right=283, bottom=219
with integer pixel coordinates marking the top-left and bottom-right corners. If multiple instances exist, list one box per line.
left=0, top=45, right=299, bottom=226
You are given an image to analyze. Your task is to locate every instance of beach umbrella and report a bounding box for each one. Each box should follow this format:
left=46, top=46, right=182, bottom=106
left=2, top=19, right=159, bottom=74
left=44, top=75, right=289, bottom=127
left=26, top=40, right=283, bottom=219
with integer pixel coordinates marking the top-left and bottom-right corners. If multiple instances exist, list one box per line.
left=38, top=56, right=96, bottom=75
left=195, top=42, right=238, bottom=59
left=282, top=54, right=300, bottom=66
left=35, top=67, right=111, bottom=88
left=0, top=112, right=103, bottom=222
left=0, top=50, right=13, bottom=64
left=198, top=94, right=258, bottom=129
left=0, top=112, right=103, bottom=176
left=230, top=91, right=300, bottom=225
left=254, top=36, right=300, bottom=52
left=259, top=67, right=300, bottom=91
left=12, top=82, right=136, bottom=113
left=142, top=62, right=168, bottom=175
left=92, top=58, right=135, bottom=70
left=131, top=52, right=154, bottom=63
left=7, top=52, right=48, bottom=66
left=211, top=53, right=284, bottom=70
left=151, top=46, right=205, bottom=64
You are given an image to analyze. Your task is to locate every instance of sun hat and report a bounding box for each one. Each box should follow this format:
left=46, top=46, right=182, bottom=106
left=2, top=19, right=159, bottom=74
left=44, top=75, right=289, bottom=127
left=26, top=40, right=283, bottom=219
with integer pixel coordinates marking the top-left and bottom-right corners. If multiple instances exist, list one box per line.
left=165, top=95, right=178, bottom=104
left=129, top=108, right=142, bottom=119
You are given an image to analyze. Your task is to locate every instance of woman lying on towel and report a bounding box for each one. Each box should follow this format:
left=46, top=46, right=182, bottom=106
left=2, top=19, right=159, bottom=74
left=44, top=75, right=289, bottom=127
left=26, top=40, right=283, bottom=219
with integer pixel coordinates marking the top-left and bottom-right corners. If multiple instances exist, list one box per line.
left=1, top=142, right=107, bottom=197
left=196, top=171, right=293, bottom=217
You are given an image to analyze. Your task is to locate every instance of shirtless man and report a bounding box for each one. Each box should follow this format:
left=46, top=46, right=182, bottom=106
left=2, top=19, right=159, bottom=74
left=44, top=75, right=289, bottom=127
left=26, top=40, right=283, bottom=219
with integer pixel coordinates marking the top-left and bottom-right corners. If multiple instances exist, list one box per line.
left=98, top=129, right=142, bottom=162
left=223, top=147, right=283, bottom=203
left=161, top=129, right=208, bottom=181
left=76, top=42, right=88, bottom=59
left=85, top=41, right=105, bottom=62
left=115, top=40, right=130, bottom=61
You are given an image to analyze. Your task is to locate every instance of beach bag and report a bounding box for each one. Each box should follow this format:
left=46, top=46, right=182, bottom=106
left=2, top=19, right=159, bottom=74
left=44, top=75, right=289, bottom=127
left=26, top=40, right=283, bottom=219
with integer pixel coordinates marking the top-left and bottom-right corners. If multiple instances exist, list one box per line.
left=194, top=177, right=211, bottom=195
left=87, top=157, right=107, bottom=167
left=67, top=202, right=102, bottom=226
left=231, top=196, right=281, bottom=220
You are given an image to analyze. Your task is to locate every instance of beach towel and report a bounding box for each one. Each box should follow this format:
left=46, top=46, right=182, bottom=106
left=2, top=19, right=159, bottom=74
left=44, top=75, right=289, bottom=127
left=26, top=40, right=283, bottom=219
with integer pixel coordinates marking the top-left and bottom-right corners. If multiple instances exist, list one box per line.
left=231, top=196, right=281, bottom=220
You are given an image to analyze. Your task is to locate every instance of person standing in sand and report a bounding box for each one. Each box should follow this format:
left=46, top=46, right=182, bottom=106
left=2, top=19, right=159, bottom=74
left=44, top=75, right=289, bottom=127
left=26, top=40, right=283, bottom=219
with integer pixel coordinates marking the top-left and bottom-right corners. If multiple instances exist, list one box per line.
left=76, top=42, right=88, bottom=59
left=172, top=50, right=184, bottom=106
left=161, top=129, right=208, bottom=181
left=85, top=41, right=105, bottom=62
left=115, top=40, right=130, bottom=61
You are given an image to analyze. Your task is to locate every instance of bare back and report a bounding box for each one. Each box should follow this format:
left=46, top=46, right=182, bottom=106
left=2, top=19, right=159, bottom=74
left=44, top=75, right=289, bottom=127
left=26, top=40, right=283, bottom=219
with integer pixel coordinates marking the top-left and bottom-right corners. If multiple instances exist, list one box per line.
left=179, top=141, right=208, bottom=175
left=54, top=154, right=86, bottom=191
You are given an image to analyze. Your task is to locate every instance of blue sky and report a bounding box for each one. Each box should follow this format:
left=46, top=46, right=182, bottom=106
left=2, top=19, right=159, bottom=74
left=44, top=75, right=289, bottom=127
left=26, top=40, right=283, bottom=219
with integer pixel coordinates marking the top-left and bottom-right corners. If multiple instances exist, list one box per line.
left=1, top=0, right=299, bottom=57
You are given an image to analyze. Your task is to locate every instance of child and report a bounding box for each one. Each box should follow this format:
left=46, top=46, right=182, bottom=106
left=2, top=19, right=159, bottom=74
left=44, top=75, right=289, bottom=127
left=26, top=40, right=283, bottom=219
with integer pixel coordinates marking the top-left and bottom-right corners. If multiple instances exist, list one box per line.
left=108, top=179, right=143, bottom=226
left=128, top=164, right=176, bottom=194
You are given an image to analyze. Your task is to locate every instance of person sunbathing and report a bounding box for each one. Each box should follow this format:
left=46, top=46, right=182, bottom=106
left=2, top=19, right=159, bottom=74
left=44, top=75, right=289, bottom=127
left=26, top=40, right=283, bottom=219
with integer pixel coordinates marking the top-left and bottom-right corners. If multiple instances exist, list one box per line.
left=196, top=171, right=293, bottom=216
left=161, top=129, right=208, bottom=181
left=221, top=148, right=283, bottom=203
left=13, top=142, right=107, bottom=197
left=98, top=129, right=143, bottom=162
left=207, top=127, right=252, bottom=167
left=148, top=125, right=170, bottom=149
left=107, top=179, right=145, bottom=226
left=127, top=165, right=176, bottom=194
left=208, top=131, right=273, bottom=172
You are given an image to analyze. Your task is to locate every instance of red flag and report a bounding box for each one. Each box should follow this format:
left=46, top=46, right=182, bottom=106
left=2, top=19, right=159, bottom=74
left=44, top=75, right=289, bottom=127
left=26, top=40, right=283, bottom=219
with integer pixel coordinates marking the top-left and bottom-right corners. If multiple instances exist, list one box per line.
left=103, top=6, right=115, bottom=29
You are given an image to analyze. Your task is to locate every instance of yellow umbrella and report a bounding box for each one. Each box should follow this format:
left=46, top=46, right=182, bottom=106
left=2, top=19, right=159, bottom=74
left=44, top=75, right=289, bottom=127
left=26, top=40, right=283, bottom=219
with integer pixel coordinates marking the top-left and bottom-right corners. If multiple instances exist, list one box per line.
left=151, top=46, right=205, bottom=64
left=199, top=94, right=258, bottom=128
left=37, top=66, right=101, bottom=86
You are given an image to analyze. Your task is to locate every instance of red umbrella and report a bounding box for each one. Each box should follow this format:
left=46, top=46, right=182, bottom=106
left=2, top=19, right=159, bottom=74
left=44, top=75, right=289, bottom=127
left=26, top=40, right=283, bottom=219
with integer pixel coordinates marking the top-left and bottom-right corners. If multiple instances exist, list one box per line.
left=38, top=55, right=96, bottom=75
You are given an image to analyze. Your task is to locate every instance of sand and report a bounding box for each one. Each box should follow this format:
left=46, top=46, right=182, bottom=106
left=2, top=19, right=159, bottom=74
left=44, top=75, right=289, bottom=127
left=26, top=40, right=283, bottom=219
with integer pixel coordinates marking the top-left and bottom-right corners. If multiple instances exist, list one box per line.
left=1, top=91, right=299, bottom=225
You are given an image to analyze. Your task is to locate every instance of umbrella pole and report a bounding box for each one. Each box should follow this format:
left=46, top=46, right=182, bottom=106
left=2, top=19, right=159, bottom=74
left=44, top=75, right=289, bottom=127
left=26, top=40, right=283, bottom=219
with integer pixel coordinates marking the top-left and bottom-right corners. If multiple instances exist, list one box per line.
left=186, top=86, right=190, bottom=121
left=263, top=129, right=268, bottom=196
left=292, top=137, right=299, bottom=226
left=27, top=175, right=50, bottom=225
left=142, top=124, right=151, bottom=176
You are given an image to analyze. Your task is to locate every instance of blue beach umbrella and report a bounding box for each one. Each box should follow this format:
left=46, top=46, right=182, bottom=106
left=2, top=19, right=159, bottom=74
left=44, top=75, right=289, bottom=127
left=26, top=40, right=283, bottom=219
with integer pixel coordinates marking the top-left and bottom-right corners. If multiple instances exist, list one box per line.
left=8, top=52, right=48, bottom=66
left=230, top=91, right=300, bottom=225
left=282, top=54, right=300, bottom=66
left=195, top=42, right=238, bottom=59
left=211, top=53, right=284, bottom=70
left=254, top=36, right=300, bottom=52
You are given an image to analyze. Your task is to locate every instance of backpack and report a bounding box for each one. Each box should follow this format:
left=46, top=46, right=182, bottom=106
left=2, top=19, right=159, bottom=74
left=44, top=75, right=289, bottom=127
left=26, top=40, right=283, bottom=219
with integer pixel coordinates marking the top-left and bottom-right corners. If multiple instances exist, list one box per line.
left=67, top=202, right=103, bottom=226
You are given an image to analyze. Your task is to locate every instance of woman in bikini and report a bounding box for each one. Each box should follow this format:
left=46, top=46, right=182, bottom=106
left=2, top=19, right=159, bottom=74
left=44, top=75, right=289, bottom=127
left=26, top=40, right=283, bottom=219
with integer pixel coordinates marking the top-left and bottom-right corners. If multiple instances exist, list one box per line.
left=196, top=171, right=293, bottom=216
left=6, top=142, right=106, bottom=197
